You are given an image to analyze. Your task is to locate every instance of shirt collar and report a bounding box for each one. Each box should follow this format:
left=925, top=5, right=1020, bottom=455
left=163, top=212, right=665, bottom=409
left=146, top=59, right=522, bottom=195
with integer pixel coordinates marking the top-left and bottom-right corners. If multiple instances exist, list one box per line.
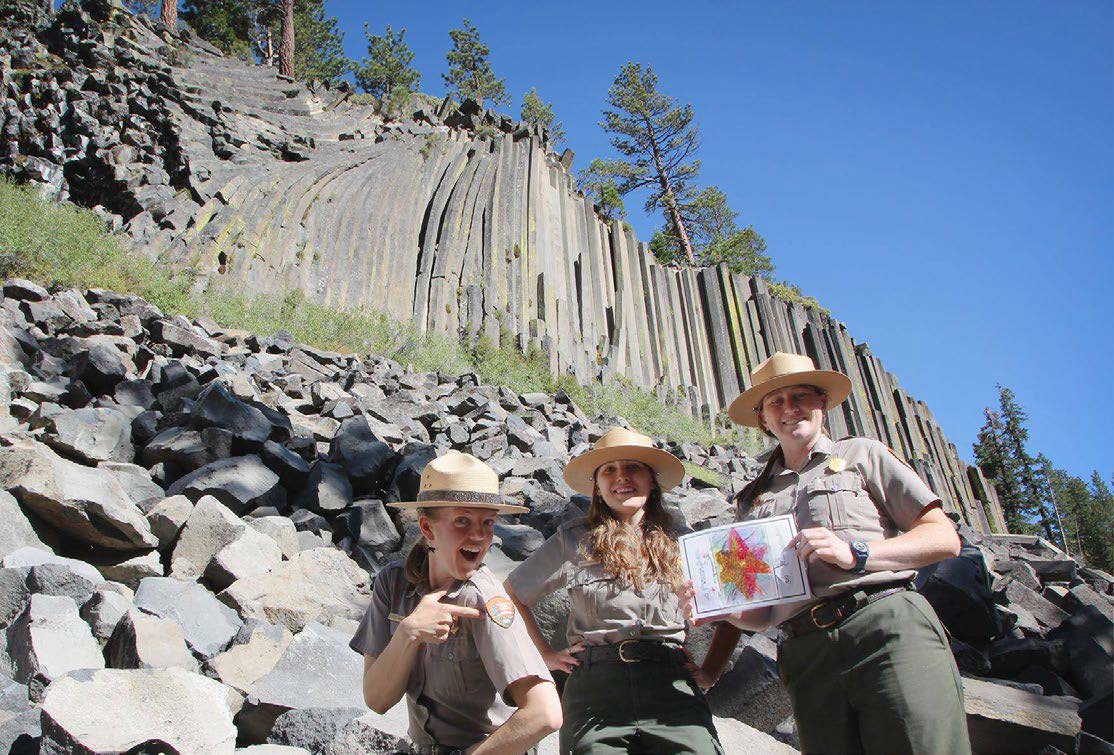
left=773, top=434, right=834, bottom=475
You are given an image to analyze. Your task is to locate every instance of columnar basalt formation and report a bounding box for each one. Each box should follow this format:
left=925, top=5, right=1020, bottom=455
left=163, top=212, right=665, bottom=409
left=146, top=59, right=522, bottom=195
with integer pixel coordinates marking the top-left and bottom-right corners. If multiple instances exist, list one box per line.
left=0, top=0, right=1005, bottom=532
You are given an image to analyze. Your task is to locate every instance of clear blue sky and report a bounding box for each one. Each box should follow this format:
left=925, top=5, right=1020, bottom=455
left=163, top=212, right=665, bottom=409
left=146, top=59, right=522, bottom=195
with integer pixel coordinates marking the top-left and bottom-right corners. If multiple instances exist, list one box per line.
left=327, top=1, right=1113, bottom=483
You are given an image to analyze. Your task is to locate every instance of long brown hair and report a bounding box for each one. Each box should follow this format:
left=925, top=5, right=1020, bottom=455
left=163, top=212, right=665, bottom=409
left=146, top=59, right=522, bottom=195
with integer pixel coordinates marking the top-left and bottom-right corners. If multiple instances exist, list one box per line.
left=579, top=475, right=683, bottom=590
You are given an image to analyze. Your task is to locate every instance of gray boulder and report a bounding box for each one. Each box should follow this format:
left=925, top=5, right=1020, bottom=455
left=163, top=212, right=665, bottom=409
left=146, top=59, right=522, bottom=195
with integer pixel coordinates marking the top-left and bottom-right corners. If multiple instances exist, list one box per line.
left=2, top=547, right=103, bottom=588
left=104, top=608, right=199, bottom=671
left=962, top=676, right=1080, bottom=754
left=192, top=380, right=274, bottom=448
left=70, top=341, right=132, bottom=396
left=170, top=495, right=247, bottom=580
left=0, top=491, right=49, bottom=559
left=79, top=588, right=133, bottom=644
left=494, top=523, right=545, bottom=560
left=238, top=622, right=366, bottom=743
left=89, top=549, right=164, bottom=588
left=146, top=494, right=195, bottom=549
left=168, top=455, right=281, bottom=514
left=24, top=562, right=102, bottom=607
left=328, top=417, right=397, bottom=494
left=142, top=425, right=235, bottom=473
left=0, top=441, right=156, bottom=550
left=248, top=516, right=301, bottom=560
left=5, top=594, right=104, bottom=701
left=206, top=527, right=284, bottom=592
left=97, top=461, right=166, bottom=512
left=220, top=548, right=369, bottom=633
left=39, top=667, right=237, bottom=753
left=43, top=406, right=133, bottom=463
left=295, top=461, right=353, bottom=515
left=134, top=576, right=243, bottom=659
left=210, top=623, right=293, bottom=695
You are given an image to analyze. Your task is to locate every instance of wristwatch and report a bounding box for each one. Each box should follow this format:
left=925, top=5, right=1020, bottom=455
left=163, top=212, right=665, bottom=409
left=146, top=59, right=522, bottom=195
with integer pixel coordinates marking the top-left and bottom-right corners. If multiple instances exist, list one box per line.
left=849, top=541, right=870, bottom=574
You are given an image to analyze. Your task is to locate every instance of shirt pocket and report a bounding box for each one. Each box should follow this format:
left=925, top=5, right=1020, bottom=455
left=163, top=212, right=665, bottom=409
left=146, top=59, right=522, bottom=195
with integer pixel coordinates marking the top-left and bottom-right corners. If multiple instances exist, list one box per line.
left=567, top=562, right=614, bottom=622
left=427, top=635, right=486, bottom=696
left=802, top=471, right=864, bottom=530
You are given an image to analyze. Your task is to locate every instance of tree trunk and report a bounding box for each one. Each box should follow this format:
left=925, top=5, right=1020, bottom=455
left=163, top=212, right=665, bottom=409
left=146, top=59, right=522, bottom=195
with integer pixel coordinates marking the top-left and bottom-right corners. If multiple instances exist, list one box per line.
left=645, top=119, right=696, bottom=264
left=279, top=0, right=295, bottom=78
left=160, top=0, right=177, bottom=31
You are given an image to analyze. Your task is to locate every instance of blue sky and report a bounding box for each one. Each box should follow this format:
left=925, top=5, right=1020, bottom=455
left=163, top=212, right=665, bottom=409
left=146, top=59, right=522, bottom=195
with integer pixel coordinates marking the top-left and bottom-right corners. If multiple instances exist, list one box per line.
left=326, top=1, right=1113, bottom=483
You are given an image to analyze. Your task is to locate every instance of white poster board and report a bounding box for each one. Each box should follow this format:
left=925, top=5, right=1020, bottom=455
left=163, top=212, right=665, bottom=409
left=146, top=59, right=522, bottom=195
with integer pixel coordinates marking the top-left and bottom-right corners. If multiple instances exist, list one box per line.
left=679, top=514, right=811, bottom=619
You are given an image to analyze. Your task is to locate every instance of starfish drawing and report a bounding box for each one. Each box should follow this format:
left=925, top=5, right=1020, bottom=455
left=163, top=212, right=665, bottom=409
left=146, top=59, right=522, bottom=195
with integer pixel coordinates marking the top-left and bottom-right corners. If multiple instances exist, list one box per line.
left=715, top=527, right=772, bottom=600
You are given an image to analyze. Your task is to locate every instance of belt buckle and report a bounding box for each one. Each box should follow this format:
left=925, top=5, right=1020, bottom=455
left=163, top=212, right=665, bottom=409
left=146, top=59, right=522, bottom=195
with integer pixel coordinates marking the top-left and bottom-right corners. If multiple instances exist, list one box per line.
left=810, top=602, right=841, bottom=630
left=617, top=640, right=641, bottom=663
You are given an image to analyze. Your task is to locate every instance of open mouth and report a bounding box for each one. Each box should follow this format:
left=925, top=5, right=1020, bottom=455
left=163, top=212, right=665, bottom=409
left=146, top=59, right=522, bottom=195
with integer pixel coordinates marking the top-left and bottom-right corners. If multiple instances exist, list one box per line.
left=611, top=486, right=636, bottom=495
left=459, top=546, right=483, bottom=564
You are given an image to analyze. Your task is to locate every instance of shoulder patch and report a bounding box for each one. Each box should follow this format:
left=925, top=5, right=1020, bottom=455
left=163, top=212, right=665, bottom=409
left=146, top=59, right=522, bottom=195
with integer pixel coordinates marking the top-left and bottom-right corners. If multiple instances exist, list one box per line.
left=485, top=596, right=516, bottom=629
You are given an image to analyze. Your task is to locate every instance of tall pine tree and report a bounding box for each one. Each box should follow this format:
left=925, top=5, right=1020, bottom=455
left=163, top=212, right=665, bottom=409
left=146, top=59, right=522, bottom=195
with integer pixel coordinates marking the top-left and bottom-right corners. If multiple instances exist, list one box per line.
left=443, top=19, right=508, bottom=106
left=974, top=404, right=1028, bottom=532
left=597, top=62, right=700, bottom=264
left=997, top=385, right=1059, bottom=542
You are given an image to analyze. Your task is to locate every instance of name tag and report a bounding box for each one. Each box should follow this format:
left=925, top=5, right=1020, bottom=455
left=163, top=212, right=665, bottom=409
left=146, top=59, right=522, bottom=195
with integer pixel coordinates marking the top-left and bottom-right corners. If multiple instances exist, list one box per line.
left=388, top=613, right=405, bottom=623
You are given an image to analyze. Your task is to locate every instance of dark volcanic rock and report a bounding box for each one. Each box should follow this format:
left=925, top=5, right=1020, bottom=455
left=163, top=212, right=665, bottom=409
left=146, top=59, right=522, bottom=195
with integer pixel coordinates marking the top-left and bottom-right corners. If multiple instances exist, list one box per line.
left=328, top=416, right=398, bottom=494
left=191, top=380, right=273, bottom=448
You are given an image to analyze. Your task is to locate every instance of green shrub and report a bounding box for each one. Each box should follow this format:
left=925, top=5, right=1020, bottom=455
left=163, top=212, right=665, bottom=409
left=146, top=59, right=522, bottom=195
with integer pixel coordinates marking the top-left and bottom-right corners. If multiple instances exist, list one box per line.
left=767, top=280, right=830, bottom=316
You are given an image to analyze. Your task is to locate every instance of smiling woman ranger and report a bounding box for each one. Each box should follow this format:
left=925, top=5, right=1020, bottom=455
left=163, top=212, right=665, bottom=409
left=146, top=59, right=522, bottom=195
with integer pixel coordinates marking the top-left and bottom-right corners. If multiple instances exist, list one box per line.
left=349, top=452, right=562, bottom=755
left=505, top=427, right=724, bottom=755
left=696, top=353, right=970, bottom=755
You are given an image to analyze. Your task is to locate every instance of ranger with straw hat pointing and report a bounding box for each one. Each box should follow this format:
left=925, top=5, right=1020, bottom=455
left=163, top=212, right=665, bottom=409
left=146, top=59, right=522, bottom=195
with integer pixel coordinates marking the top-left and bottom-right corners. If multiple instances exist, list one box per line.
left=694, top=352, right=970, bottom=755
left=350, top=451, right=562, bottom=755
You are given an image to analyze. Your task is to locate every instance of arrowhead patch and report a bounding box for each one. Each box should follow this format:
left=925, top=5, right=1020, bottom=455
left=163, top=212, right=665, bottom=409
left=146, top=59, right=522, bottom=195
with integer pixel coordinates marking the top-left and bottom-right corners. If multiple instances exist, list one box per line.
left=485, top=596, right=516, bottom=629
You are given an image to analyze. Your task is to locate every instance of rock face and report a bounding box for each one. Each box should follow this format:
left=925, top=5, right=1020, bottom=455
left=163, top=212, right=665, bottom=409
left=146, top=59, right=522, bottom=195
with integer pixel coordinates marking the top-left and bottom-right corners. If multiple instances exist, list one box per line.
left=0, top=279, right=1107, bottom=754
left=0, top=0, right=1002, bottom=534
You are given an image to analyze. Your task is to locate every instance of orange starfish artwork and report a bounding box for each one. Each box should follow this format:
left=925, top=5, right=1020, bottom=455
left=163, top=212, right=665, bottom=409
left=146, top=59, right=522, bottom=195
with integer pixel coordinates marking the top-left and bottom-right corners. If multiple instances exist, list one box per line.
left=714, top=527, right=772, bottom=600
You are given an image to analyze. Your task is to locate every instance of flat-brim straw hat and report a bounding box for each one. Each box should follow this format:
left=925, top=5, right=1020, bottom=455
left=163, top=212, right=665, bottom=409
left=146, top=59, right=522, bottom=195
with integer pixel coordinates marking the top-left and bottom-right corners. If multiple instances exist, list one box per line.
left=388, top=451, right=527, bottom=514
left=727, top=352, right=852, bottom=427
left=563, top=426, right=685, bottom=496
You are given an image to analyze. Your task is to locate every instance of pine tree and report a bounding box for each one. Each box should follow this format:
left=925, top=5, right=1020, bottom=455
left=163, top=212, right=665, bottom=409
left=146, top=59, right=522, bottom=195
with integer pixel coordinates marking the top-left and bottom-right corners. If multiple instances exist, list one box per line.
left=181, top=0, right=254, bottom=59
left=598, top=62, right=701, bottom=264
left=443, top=19, right=508, bottom=107
left=288, top=0, right=350, bottom=84
left=1034, top=454, right=1070, bottom=553
left=521, top=88, right=565, bottom=146
left=354, top=24, right=420, bottom=98
left=997, top=385, right=1059, bottom=542
left=123, top=0, right=161, bottom=19
left=1084, top=473, right=1114, bottom=571
left=974, top=405, right=1029, bottom=532
left=578, top=159, right=626, bottom=222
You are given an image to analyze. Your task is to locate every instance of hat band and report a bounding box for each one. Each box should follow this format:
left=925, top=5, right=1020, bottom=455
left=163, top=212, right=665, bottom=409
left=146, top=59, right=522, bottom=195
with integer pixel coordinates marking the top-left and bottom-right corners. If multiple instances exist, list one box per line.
left=416, top=489, right=503, bottom=504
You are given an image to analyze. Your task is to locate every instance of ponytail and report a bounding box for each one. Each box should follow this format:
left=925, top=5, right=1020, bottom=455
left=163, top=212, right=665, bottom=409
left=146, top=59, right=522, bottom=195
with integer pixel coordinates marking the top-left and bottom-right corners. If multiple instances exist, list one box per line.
left=735, top=446, right=784, bottom=517
left=402, top=507, right=438, bottom=590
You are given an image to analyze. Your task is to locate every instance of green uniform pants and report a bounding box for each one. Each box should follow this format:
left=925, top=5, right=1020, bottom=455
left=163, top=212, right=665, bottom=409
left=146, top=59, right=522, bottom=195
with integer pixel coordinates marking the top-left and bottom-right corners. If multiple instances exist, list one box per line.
left=777, top=590, right=971, bottom=755
left=560, top=653, right=724, bottom=754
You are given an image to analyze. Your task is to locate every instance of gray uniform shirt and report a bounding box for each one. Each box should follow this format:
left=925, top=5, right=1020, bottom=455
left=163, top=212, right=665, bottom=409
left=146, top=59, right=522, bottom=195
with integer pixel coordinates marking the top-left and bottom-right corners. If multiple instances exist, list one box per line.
left=740, top=435, right=942, bottom=627
left=507, top=517, right=686, bottom=647
left=349, top=561, right=552, bottom=749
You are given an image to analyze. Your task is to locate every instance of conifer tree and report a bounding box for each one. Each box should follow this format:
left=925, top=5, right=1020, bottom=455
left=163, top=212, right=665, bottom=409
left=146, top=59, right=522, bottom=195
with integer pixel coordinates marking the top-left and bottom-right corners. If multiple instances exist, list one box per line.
left=288, top=0, right=350, bottom=83
left=521, top=88, right=565, bottom=146
left=578, top=159, right=626, bottom=222
left=974, top=405, right=1028, bottom=532
left=443, top=19, right=508, bottom=106
left=997, top=385, right=1059, bottom=542
left=598, top=62, right=700, bottom=264
left=181, top=0, right=253, bottom=59
left=355, top=24, right=420, bottom=98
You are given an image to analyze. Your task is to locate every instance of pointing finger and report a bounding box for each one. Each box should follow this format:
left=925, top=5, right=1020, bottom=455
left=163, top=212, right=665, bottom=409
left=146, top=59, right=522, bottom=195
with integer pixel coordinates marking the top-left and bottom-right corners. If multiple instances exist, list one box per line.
left=444, top=605, right=483, bottom=619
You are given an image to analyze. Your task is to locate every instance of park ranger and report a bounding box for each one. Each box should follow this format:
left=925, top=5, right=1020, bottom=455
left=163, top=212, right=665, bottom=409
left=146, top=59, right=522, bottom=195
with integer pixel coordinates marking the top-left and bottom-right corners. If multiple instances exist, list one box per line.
left=351, top=452, right=561, bottom=755
left=506, top=427, right=724, bottom=754
left=696, top=352, right=970, bottom=755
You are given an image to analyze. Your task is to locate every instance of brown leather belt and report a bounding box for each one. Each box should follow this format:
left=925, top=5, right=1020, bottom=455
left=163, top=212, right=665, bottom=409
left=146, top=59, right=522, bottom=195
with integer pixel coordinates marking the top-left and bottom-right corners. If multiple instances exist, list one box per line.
left=780, top=581, right=912, bottom=640
left=575, top=640, right=685, bottom=665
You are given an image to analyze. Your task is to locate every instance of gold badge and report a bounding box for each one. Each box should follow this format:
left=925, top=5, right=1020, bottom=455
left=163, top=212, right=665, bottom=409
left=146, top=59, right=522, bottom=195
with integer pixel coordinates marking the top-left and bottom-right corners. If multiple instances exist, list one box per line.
left=828, top=457, right=847, bottom=473
left=485, top=596, right=516, bottom=629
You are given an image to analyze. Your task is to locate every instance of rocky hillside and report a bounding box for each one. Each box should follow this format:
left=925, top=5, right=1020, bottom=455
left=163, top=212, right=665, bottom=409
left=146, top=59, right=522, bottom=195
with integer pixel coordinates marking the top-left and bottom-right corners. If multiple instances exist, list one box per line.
left=0, top=0, right=1006, bottom=535
left=0, top=280, right=1109, bottom=754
